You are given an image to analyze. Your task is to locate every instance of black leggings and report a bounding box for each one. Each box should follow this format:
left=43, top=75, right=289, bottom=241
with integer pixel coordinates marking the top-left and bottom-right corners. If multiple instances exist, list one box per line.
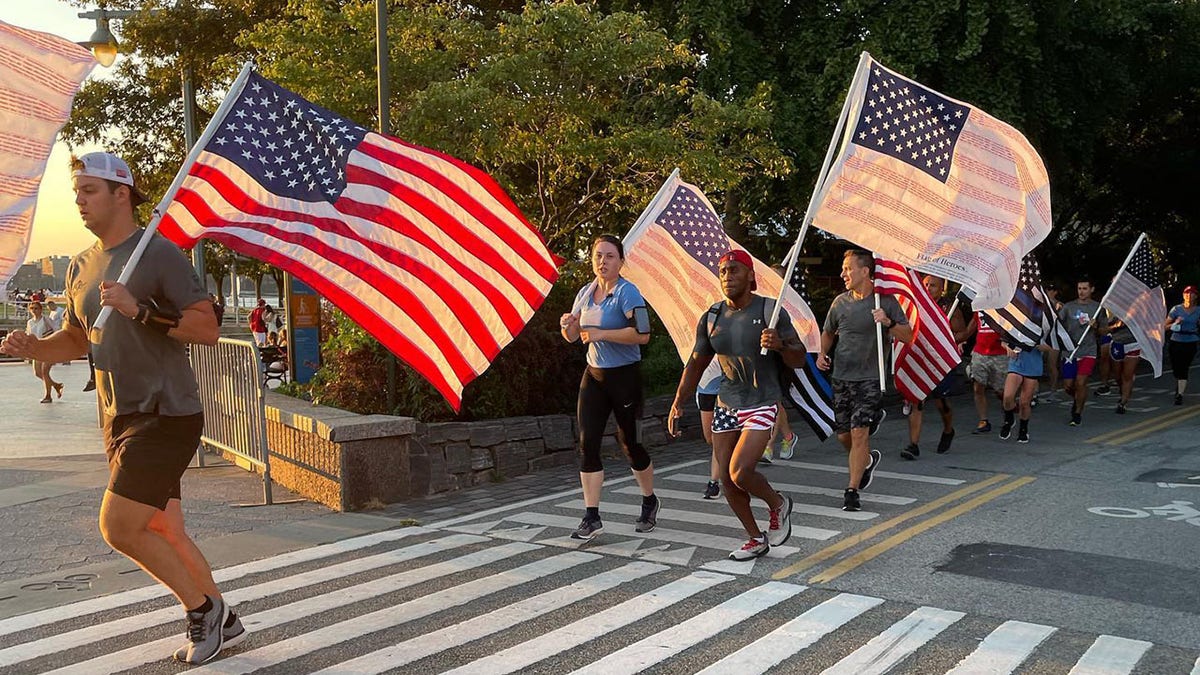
left=577, top=363, right=650, bottom=473
left=1169, top=341, right=1198, bottom=380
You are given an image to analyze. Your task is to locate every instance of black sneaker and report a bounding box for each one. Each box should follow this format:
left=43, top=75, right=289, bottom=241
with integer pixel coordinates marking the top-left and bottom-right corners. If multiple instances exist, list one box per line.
left=1116, top=402, right=1127, bottom=415
left=1175, top=394, right=1183, bottom=406
left=842, top=488, right=861, bottom=512
left=571, top=517, right=603, bottom=540
left=82, top=379, right=96, bottom=392
left=860, top=450, right=881, bottom=490
left=869, top=409, right=887, bottom=436
left=900, top=443, right=919, bottom=460
left=1069, top=411, right=1082, bottom=426
left=999, top=420, right=1013, bottom=440
left=972, top=420, right=992, bottom=435
left=1017, top=428, right=1030, bottom=443
left=635, top=497, right=660, bottom=533
left=936, top=429, right=955, bottom=454
left=702, top=480, right=720, bottom=500
left=1096, top=384, right=1112, bottom=396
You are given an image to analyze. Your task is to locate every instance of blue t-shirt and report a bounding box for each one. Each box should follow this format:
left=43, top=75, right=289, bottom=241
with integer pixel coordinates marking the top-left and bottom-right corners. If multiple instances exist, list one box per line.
left=572, top=277, right=649, bottom=368
left=1169, top=305, right=1200, bottom=343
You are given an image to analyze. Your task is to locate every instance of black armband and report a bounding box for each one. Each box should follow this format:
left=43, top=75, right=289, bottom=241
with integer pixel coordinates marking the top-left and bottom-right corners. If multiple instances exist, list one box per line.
left=137, top=300, right=181, bottom=335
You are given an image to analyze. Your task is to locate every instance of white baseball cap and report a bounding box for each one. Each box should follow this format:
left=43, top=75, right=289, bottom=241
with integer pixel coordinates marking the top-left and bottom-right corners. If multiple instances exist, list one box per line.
left=72, top=152, right=148, bottom=205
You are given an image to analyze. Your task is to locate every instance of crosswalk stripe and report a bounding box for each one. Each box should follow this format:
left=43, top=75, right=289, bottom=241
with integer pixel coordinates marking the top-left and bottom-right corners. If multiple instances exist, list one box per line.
left=42, top=541, right=541, bottom=675
left=607, top=488, right=879, bottom=522
left=0, top=525, right=432, bottom=638
left=0, top=533, right=484, bottom=668
left=491, top=511, right=801, bottom=557
left=821, top=606, right=965, bottom=674
left=946, top=620, right=1057, bottom=674
left=696, top=592, right=884, bottom=674
left=664, top=474, right=918, bottom=505
left=308, top=561, right=668, bottom=675
left=1067, top=635, right=1153, bottom=674
left=568, top=581, right=805, bottom=674
left=564, top=495, right=842, bottom=539
left=774, top=460, right=966, bottom=485
left=441, top=571, right=733, bottom=675
left=191, top=551, right=602, bottom=674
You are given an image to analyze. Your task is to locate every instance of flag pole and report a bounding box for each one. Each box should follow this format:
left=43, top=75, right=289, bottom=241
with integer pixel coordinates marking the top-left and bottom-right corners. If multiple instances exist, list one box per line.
left=761, top=51, right=870, bottom=355
left=92, top=61, right=256, bottom=333
left=1066, top=232, right=1146, bottom=362
left=875, top=292, right=887, bottom=390
left=624, top=167, right=681, bottom=245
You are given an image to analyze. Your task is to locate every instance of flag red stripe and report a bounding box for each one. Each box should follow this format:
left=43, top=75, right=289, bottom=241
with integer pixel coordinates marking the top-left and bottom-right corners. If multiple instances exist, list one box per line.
left=634, top=228, right=719, bottom=310
left=356, top=137, right=557, bottom=282
left=874, top=260, right=960, bottom=400
left=0, top=46, right=80, bottom=97
left=343, top=162, right=546, bottom=311
left=196, top=229, right=462, bottom=408
left=0, top=22, right=94, bottom=62
left=386, top=136, right=542, bottom=243
left=0, top=133, right=50, bottom=159
left=170, top=185, right=491, bottom=375
left=0, top=87, right=67, bottom=120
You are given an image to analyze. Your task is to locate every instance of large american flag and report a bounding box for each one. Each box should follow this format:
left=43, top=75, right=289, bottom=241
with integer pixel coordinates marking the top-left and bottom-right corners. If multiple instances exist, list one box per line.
left=874, top=259, right=961, bottom=401
left=1103, top=235, right=1166, bottom=377
left=812, top=54, right=1051, bottom=311
left=980, top=255, right=1074, bottom=352
left=622, top=173, right=834, bottom=440
left=157, top=72, right=559, bottom=410
left=0, top=21, right=95, bottom=289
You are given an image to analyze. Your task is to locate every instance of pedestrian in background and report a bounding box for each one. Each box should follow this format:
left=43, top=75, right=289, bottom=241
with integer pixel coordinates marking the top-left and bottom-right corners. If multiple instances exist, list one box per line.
left=23, top=301, right=63, bottom=403
left=1167, top=285, right=1200, bottom=405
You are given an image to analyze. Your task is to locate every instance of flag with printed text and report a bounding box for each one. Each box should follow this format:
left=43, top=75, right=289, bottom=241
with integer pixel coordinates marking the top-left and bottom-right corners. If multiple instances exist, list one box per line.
left=812, top=54, right=1051, bottom=311
left=0, top=21, right=95, bottom=289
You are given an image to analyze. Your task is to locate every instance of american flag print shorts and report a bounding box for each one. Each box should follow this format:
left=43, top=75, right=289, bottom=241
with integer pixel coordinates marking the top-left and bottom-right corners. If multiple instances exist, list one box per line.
left=712, top=403, right=778, bottom=434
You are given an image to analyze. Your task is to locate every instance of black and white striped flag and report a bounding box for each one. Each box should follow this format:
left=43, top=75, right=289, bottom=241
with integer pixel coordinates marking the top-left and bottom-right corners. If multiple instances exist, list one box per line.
left=979, top=255, right=1074, bottom=353
left=777, top=256, right=836, bottom=441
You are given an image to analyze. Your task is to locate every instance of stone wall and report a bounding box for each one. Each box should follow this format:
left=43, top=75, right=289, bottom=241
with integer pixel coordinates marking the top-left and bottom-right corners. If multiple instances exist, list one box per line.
left=259, top=391, right=701, bottom=511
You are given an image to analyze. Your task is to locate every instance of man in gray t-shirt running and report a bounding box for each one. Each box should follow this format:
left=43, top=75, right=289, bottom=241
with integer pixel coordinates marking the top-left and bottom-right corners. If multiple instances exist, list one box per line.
left=669, top=250, right=806, bottom=561
left=0, top=152, right=235, bottom=665
left=818, top=250, right=912, bottom=512
left=1059, top=278, right=1109, bottom=426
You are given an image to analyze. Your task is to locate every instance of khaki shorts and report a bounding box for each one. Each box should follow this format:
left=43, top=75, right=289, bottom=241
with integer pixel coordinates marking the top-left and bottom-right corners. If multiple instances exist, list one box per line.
left=969, top=354, right=1008, bottom=392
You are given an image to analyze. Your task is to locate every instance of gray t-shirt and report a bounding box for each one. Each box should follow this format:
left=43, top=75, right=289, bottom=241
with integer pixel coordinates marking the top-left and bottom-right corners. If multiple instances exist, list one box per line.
left=65, top=231, right=209, bottom=419
left=822, top=291, right=908, bottom=382
left=1059, top=299, right=1106, bottom=358
left=693, top=295, right=798, bottom=409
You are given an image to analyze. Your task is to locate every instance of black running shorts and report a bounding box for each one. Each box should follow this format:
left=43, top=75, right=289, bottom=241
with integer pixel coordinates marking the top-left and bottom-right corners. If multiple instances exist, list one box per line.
left=103, top=412, right=204, bottom=510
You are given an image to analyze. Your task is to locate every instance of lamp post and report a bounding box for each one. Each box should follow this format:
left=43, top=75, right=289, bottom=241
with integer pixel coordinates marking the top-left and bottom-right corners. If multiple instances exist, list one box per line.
left=77, top=5, right=206, bottom=290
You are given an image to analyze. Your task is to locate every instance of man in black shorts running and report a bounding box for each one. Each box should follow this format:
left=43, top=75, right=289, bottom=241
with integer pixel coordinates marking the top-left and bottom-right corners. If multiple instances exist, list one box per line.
left=0, top=152, right=237, bottom=665
left=669, top=250, right=801, bottom=561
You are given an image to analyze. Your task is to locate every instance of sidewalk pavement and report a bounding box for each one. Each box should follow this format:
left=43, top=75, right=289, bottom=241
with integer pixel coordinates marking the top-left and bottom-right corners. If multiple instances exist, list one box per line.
left=0, top=358, right=708, bottom=621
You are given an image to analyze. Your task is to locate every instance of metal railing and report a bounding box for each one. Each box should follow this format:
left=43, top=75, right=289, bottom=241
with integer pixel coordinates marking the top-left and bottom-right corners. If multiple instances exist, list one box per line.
left=189, top=337, right=287, bottom=506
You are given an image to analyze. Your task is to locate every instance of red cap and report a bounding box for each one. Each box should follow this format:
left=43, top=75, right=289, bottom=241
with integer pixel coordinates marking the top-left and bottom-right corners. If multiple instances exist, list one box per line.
left=718, top=249, right=756, bottom=290
left=1185, top=285, right=1198, bottom=295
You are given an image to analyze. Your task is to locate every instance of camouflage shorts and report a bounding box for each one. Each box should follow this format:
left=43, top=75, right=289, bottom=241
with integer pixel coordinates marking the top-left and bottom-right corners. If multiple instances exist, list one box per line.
left=833, top=379, right=883, bottom=434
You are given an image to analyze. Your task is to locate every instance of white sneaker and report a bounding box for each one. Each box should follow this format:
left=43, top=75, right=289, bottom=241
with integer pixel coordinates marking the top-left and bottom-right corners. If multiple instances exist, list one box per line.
left=729, top=536, right=770, bottom=561
left=778, top=434, right=797, bottom=460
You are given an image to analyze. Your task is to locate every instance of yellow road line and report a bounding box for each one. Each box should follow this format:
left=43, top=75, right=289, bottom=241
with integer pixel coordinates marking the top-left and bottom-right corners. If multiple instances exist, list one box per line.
left=807, top=476, right=1037, bottom=584
left=771, top=473, right=1011, bottom=581
left=1098, top=407, right=1200, bottom=446
left=1086, top=405, right=1197, bottom=444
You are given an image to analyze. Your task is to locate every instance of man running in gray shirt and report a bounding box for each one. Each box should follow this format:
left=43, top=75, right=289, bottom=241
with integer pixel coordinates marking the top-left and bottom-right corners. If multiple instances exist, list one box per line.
left=1059, top=278, right=1108, bottom=426
left=818, top=250, right=912, bottom=512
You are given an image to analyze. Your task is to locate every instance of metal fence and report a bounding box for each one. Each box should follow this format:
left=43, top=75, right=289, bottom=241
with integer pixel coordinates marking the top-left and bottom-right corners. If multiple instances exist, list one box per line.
left=190, top=337, right=283, bottom=505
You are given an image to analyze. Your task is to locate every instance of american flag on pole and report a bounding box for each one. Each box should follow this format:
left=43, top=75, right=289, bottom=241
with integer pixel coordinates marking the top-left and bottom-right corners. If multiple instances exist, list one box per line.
left=0, top=21, right=95, bottom=289
left=1103, top=234, right=1166, bottom=377
left=980, top=255, right=1075, bottom=352
left=874, top=259, right=961, bottom=401
left=157, top=72, right=559, bottom=410
left=812, top=53, right=1051, bottom=311
left=623, top=172, right=834, bottom=440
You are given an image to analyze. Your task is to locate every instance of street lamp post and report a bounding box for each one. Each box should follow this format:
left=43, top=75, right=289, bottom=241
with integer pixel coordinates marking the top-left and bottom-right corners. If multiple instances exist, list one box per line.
left=77, top=5, right=206, bottom=290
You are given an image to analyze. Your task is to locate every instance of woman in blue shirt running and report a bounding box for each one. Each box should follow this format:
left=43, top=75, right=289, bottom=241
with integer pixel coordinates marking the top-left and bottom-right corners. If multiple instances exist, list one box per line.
left=1167, top=285, right=1200, bottom=405
left=560, top=235, right=657, bottom=540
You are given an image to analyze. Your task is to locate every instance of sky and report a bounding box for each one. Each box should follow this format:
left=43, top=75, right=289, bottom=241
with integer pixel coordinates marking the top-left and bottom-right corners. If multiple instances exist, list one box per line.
left=3, top=1, right=112, bottom=261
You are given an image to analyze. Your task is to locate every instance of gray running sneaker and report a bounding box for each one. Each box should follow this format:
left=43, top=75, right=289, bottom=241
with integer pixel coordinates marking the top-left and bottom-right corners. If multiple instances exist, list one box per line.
left=179, top=596, right=228, bottom=664
left=635, top=497, right=661, bottom=533
left=175, top=611, right=246, bottom=661
left=570, top=516, right=603, bottom=540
